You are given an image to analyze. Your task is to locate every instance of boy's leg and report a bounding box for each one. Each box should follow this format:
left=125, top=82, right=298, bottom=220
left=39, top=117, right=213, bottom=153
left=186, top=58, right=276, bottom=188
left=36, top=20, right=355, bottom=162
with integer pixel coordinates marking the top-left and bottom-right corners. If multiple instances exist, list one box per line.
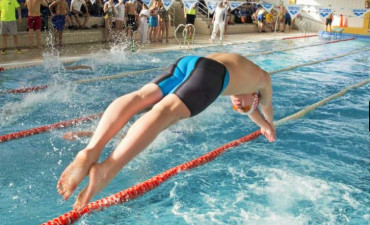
left=36, top=29, right=41, bottom=48
left=29, top=29, right=34, bottom=48
left=57, top=83, right=163, bottom=200
left=73, top=94, right=191, bottom=210
left=13, top=35, right=19, bottom=49
left=2, top=34, right=8, bottom=49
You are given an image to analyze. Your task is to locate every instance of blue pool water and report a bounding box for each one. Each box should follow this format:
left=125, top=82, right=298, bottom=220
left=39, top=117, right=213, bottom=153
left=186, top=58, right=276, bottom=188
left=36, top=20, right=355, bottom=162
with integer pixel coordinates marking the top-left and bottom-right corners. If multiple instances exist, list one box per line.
left=0, top=37, right=369, bottom=225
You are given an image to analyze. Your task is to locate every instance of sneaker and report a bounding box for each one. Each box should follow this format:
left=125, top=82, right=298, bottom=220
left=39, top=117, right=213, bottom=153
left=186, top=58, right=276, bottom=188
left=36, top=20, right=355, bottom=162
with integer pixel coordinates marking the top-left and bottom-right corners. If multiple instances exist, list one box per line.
left=16, top=49, right=23, bottom=55
left=1, top=49, right=7, bottom=55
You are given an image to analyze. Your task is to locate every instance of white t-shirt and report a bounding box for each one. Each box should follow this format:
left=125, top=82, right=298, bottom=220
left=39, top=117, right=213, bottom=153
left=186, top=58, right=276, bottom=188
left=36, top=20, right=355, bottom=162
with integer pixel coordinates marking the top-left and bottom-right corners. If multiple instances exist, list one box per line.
left=71, top=0, right=84, bottom=12
left=139, top=8, right=149, bottom=24
left=115, top=3, right=125, bottom=21
left=214, top=4, right=227, bottom=24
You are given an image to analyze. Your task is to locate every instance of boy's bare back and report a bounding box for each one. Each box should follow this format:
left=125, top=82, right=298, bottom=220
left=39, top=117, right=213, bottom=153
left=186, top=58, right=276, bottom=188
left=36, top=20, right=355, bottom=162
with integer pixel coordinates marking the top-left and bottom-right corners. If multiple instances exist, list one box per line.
left=52, top=0, right=69, bottom=15
left=26, top=0, right=47, bottom=16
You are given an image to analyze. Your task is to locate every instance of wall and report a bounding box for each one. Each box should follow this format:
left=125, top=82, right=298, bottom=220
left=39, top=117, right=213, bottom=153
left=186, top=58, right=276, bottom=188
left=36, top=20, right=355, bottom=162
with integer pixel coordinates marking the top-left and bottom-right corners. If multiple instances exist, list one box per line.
left=264, top=0, right=368, bottom=30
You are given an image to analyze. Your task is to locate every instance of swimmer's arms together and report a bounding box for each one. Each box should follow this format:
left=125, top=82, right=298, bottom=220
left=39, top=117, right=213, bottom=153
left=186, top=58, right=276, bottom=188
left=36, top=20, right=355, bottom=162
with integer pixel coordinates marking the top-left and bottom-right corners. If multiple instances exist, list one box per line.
left=257, top=72, right=276, bottom=142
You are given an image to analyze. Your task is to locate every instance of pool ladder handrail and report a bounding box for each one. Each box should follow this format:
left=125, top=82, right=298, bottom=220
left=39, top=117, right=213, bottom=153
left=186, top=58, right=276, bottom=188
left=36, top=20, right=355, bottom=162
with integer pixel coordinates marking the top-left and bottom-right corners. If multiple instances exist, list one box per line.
left=298, top=20, right=311, bottom=36
left=174, top=24, right=195, bottom=48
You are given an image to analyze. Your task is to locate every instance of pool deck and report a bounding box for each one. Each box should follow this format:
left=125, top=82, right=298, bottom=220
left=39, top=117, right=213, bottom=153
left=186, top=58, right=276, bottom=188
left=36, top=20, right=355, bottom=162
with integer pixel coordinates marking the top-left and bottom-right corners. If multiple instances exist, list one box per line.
left=0, top=31, right=313, bottom=69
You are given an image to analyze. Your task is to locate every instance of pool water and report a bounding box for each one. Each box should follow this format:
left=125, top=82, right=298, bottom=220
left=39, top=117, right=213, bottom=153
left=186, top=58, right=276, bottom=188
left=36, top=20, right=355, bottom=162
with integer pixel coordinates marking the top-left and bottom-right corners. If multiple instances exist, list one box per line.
left=0, top=37, right=369, bottom=225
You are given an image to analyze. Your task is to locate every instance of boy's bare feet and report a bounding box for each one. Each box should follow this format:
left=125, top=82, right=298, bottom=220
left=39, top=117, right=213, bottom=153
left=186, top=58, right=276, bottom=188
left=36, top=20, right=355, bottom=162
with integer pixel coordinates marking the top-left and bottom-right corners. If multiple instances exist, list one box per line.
left=73, top=162, right=113, bottom=211
left=57, top=149, right=97, bottom=200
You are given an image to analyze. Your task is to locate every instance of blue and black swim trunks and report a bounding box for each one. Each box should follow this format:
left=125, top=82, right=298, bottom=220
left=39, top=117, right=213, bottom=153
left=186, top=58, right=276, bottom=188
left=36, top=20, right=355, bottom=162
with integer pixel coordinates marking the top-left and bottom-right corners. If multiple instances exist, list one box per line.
left=151, top=55, right=230, bottom=116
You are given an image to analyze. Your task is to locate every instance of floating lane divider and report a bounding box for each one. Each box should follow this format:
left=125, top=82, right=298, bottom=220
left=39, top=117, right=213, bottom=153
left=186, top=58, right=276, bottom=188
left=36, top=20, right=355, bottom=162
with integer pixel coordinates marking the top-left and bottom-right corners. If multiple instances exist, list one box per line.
left=0, top=113, right=102, bottom=143
left=282, top=34, right=318, bottom=40
left=41, top=77, right=370, bottom=225
left=0, top=68, right=164, bottom=94
left=1, top=37, right=355, bottom=94
left=1, top=47, right=368, bottom=143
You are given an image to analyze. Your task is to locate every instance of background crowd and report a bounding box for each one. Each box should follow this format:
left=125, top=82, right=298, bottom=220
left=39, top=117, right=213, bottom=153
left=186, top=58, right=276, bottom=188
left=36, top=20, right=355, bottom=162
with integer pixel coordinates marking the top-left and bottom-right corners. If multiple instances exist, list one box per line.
left=0, top=0, right=294, bottom=55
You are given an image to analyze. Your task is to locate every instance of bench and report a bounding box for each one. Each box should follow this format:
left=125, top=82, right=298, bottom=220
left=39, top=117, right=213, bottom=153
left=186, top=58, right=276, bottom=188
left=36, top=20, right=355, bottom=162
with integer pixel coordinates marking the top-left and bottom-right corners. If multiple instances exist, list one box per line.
left=331, top=28, right=344, bottom=39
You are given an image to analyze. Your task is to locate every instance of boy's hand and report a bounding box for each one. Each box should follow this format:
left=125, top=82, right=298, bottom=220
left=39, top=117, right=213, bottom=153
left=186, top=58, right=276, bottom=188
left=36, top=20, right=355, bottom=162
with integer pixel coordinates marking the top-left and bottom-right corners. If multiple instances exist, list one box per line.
left=261, top=123, right=276, bottom=142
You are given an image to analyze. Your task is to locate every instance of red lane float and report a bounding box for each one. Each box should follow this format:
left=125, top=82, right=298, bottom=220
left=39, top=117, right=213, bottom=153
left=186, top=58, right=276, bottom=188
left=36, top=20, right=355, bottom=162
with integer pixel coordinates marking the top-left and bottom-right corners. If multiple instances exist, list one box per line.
left=42, top=129, right=262, bottom=225
left=282, top=34, right=318, bottom=40
left=0, top=113, right=102, bottom=143
left=0, top=67, right=4, bottom=71
left=1, top=85, right=49, bottom=94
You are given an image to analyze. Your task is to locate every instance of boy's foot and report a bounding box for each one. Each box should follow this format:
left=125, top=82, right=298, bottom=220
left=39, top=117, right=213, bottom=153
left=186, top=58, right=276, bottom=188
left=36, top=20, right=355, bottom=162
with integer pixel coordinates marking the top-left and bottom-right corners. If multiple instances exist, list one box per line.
left=73, top=163, right=112, bottom=211
left=16, top=49, right=23, bottom=55
left=57, top=150, right=96, bottom=200
left=1, top=49, right=7, bottom=55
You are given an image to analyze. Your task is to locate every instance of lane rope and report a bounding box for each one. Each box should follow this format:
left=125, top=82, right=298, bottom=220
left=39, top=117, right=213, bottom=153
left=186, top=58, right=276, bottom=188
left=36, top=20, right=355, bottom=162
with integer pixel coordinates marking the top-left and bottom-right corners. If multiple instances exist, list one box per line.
left=41, top=77, right=370, bottom=225
left=1, top=48, right=368, bottom=143
left=1, top=37, right=355, bottom=94
left=282, top=34, right=318, bottom=40
left=0, top=113, right=102, bottom=143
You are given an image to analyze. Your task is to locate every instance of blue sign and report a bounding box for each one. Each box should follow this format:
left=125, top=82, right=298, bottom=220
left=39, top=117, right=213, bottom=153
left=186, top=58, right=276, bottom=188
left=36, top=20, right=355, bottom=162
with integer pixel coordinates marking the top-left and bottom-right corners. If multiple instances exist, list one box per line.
left=352, top=9, right=367, bottom=17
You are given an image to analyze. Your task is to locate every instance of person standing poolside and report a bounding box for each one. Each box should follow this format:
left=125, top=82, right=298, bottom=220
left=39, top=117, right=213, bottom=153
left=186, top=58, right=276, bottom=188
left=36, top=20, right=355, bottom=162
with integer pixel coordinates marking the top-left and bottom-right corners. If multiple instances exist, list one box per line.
left=210, top=0, right=228, bottom=43
left=56, top=52, right=276, bottom=211
left=49, top=0, right=69, bottom=47
left=148, top=4, right=158, bottom=43
left=114, top=0, right=126, bottom=36
left=25, top=0, right=48, bottom=48
left=138, top=3, right=149, bottom=44
left=326, top=13, right=333, bottom=32
left=282, top=10, right=291, bottom=32
left=157, top=3, right=170, bottom=43
left=0, top=0, right=22, bottom=55
left=183, top=2, right=196, bottom=39
left=103, top=0, right=115, bottom=42
left=125, top=0, right=139, bottom=41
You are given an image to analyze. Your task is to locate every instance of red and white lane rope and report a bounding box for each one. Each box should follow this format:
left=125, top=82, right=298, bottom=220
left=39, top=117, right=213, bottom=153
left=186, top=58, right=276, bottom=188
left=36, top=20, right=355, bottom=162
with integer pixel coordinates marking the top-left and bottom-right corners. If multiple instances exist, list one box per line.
left=1, top=37, right=356, bottom=95
left=0, top=113, right=102, bottom=143
left=42, top=129, right=262, bottom=225
left=42, top=77, right=370, bottom=225
left=282, top=34, right=318, bottom=40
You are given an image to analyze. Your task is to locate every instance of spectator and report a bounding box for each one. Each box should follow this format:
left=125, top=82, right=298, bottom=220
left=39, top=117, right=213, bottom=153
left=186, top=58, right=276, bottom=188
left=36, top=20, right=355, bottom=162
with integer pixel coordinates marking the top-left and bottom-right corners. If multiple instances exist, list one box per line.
left=148, top=4, right=158, bottom=43
left=282, top=10, right=291, bottom=32
left=90, top=0, right=103, bottom=17
left=103, top=0, right=115, bottom=42
left=256, top=5, right=265, bottom=32
left=125, top=0, right=139, bottom=41
left=70, top=0, right=90, bottom=29
left=210, top=0, right=228, bottom=43
left=0, top=0, right=22, bottom=55
left=183, top=1, right=196, bottom=39
left=138, top=3, right=149, bottom=43
left=241, top=4, right=253, bottom=23
left=49, top=0, right=69, bottom=46
left=157, top=2, right=170, bottom=43
left=25, top=0, right=48, bottom=48
left=115, top=0, right=125, bottom=35
left=265, top=10, right=274, bottom=32
left=326, top=12, right=333, bottom=32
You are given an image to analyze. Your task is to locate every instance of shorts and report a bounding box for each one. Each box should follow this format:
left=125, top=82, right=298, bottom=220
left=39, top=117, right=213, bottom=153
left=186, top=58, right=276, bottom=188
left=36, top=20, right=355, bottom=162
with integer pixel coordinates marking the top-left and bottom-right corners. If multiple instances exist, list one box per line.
left=186, top=14, right=196, bottom=25
left=28, top=16, right=42, bottom=30
left=151, top=55, right=230, bottom=116
left=0, top=21, right=17, bottom=35
left=257, top=14, right=264, bottom=22
left=285, top=13, right=291, bottom=25
left=326, top=18, right=332, bottom=25
left=127, top=14, right=137, bottom=31
left=149, top=16, right=158, bottom=27
left=52, top=15, right=66, bottom=31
